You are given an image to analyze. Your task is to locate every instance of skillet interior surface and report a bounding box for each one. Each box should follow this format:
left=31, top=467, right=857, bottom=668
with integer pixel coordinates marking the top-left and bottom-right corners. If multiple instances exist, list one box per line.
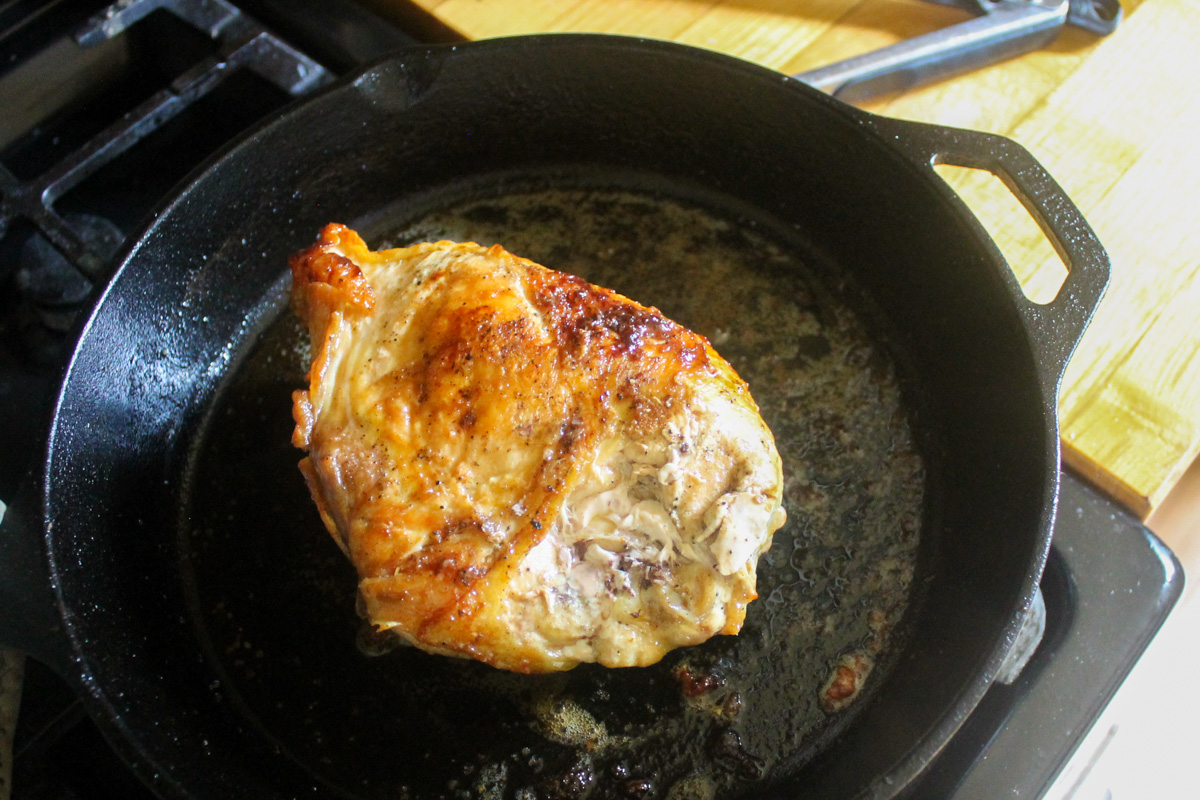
left=41, top=36, right=1057, bottom=800
left=180, top=177, right=928, bottom=800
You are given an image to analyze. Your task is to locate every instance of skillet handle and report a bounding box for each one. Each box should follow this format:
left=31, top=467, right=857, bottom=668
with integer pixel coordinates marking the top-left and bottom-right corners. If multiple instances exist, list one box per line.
left=871, top=116, right=1110, bottom=391
left=0, top=481, right=74, bottom=678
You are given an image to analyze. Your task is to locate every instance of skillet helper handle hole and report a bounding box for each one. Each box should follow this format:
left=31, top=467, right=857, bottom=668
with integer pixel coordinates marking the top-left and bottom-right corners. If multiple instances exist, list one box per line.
left=931, top=162, right=1068, bottom=306
left=883, top=118, right=1110, bottom=380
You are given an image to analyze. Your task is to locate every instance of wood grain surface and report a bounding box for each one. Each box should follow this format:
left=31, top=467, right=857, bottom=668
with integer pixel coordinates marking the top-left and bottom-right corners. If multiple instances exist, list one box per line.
left=379, top=0, right=1200, bottom=517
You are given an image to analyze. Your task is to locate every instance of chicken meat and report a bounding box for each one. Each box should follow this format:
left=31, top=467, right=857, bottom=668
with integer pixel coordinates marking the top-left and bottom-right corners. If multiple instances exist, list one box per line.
left=289, top=224, right=786, bottom=672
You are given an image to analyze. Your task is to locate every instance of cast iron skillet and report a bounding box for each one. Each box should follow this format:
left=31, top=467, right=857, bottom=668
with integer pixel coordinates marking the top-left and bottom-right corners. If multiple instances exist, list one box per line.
left=0, top=35, right=1107, bottom=799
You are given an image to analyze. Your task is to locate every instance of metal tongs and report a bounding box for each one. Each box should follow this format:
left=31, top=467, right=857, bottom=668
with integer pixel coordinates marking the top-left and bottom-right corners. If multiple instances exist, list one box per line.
left=795, top=0, right=1122, bottom=101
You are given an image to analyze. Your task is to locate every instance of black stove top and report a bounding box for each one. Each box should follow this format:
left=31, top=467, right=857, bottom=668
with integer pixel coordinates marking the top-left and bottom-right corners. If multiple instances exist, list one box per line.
left=0, top=2, right=1184, bottom=798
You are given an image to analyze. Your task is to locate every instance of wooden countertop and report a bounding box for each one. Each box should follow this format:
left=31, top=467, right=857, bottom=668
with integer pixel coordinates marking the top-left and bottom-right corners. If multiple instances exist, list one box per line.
left=381, top=0, right=1199, bottom=518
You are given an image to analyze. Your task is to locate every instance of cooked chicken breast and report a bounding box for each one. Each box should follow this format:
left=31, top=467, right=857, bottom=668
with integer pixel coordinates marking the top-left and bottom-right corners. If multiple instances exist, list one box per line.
left=289, top=224, right=785, bottom=672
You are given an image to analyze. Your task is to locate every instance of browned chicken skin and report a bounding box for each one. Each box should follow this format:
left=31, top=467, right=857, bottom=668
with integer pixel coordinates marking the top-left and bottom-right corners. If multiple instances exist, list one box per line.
left=290, top=224, right=785, bottom=672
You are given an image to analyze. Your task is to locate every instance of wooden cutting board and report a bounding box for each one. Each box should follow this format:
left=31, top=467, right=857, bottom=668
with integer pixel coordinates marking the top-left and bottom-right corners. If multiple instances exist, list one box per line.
left=377, top=0, right=1200, bottom=518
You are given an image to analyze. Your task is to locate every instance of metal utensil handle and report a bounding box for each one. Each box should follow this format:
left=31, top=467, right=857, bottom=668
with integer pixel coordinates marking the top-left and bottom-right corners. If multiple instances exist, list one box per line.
left=796, top=0, right=1065, bottom=101
left=795, top=0, right=1121, bottom=102
left=875, top=116, right=1110, bottom=387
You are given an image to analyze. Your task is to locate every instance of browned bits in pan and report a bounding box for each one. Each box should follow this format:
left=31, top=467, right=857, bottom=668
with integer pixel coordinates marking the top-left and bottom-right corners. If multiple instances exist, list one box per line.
left=820, top=651, right=876, bottom=714
left=675, top=662, right=726, bottom=698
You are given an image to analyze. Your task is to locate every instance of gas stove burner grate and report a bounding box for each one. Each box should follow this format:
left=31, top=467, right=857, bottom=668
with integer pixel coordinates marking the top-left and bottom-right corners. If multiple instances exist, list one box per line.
left=0, top=0, right=332, bottom=337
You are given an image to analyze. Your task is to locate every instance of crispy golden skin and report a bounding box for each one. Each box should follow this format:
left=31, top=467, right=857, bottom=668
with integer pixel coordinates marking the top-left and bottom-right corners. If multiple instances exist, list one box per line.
left=290, top=224, right=785, bottom=672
